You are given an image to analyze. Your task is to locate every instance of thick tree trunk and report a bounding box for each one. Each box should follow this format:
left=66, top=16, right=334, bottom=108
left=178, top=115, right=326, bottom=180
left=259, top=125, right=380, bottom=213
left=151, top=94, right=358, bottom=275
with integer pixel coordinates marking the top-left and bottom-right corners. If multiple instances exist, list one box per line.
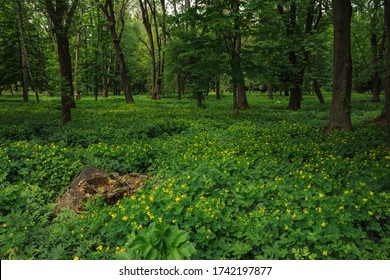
left=56, top=32, right=76, bottom=124
left=327, top=0, right=353, bottom=132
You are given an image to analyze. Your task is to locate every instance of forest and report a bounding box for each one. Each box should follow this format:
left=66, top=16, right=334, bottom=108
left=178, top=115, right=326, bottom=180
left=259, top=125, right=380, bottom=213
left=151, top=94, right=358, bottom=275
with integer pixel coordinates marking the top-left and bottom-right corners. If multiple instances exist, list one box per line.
left=0, top=0, right=389, bottom=260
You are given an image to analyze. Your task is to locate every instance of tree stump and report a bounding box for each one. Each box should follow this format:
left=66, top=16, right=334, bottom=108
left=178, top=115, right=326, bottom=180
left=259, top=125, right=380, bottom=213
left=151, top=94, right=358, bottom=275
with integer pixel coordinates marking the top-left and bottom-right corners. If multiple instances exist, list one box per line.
left=56, top=166, right=148, bottom=213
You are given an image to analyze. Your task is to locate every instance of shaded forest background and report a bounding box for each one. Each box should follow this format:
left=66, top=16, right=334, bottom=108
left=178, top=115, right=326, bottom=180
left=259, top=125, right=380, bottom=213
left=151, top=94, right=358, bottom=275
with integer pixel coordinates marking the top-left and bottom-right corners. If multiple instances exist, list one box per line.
left=0, top=0, right=389, bottom=141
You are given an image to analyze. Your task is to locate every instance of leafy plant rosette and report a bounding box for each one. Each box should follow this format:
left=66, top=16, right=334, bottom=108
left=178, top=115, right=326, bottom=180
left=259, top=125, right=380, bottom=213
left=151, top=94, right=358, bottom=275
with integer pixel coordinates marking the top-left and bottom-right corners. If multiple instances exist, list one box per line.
left=115, top=221, right=196, bottom=260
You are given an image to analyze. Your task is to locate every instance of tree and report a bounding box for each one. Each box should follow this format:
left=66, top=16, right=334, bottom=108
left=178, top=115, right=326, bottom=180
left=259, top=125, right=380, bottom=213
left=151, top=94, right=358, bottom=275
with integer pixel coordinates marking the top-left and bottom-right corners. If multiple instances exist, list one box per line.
left=277, top=0, right=323, bottom=110
left=327, top=0, right=353, bottom=131
left=98, top=0, right=134, bottom=103
left=44, top=0, right=79, bottom=124
left=138, top=0, right=167, bottom=100
left=384, top=0, right=390, bottom=144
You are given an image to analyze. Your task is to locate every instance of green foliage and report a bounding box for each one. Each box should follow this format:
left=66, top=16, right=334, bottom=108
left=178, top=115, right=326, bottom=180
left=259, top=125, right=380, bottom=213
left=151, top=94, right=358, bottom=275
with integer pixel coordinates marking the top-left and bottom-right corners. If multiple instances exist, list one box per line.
left=0, top=94, right=389, bottom=260
left=116, top=221, right=196, bottom=260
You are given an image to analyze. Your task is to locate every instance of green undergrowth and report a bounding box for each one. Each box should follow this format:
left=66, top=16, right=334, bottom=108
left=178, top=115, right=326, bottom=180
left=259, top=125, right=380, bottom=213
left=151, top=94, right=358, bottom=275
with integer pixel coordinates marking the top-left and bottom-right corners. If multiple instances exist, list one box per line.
left=0, top=93, right=389, bottom=260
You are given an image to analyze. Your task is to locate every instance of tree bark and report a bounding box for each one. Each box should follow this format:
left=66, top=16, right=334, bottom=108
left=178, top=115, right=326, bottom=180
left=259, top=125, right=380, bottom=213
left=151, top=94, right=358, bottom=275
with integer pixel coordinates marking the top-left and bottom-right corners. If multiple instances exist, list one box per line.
left=15, top=0, right=29, bottom=102
left=44, top=0, right=78, bottom=124
left=231, top=0, right=249, bottom=112
left=100, top=0, right=133, bottom=103
left=384, top=0, right=390, bottom=145
left=371, top=0, right=381, bottom=102
left=267, top=82, right=274, bottom=100
left=327, top=0, right=353, bottom=132
left=313, top=79, right=325, bottom=104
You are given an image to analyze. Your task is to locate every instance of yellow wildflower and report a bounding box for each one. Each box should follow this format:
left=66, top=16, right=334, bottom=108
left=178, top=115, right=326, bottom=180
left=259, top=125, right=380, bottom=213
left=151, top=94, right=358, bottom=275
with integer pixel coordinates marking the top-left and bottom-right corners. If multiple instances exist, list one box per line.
left=339, top=206, right=344, bottom=210
left=73, top=256, right=79, bottom=260
left=111, top=213, right=117, bottom=219
left=321, top=222, right=326, bottom=228
left=96, top=245, right=103, bottom=251
left=2, top=223, right=6, bottom=228
left=172, top=219, right=176, bottom=223
left=319, top=193, right=325, bottom=198
left=121, top=216, right=128, bottom=221
left=138, top=224, right=143, bottom=230
left=322, top=251, right=328, bottom=256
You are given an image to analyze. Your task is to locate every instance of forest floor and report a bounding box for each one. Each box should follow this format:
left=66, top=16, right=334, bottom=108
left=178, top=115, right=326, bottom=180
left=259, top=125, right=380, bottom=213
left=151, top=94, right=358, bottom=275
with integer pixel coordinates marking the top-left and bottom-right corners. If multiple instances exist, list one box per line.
left=0, top=92, right=389, bottom=260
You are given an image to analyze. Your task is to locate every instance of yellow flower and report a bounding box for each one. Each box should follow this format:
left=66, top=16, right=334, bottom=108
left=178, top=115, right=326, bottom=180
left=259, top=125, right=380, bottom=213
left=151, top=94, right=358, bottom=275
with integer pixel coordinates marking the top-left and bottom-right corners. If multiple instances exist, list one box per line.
left=187, top=175, right=191, bottom=179
left=145, top=206, right=150, bottom=211
left=172, top=219, right=176, bottom=223
left=73, top=256, right=79, bottom=260
left=121, top=216, right=128, bottom=221
left=303, top=209, right=309, bottom=214
left=322, top=251, right=328, bottom=256
left=321, top=222, right=327, bottom=228
left=149, top=195, right=154, bottom=202
left=339, top=206, right=344, bottom=210
left=158, top=217, right=163, bottom=223
left=130, top=195, right=136, bottom=201
left=369, top=191, right=374, bottom=196
left=9, top=233, right=13, bottom=238
left=79, top=234, right=84, bottom=238
left=111, top=213, right=117, bottom=219
left=344, top=190, right=349, bottom=195
left=138, top=224, right=143, bottom=230
left=96, top=245, right=103, bottom=251
left=319, top=193, right=325, bottom=198
left=292, top=213, right=297, bottom=219
left=175, top=197, right=181, bottom=202
left=368, top=211, right=373, bottom=215
left=362, top=198, right=368, bottom=203
left=2, top=223, right=6, bottom=228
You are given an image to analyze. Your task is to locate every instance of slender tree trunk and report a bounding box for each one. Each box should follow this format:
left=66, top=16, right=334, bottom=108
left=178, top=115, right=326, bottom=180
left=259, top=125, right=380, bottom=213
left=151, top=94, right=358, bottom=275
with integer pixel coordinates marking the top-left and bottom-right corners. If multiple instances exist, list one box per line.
left=267, top=82, right=274, bottom=100
left=371, top=0, right=381, bottom=102
left=384, top=0, right=390, bottom=144
left=15, top=0, right=29, bottom=102
left=327, top=0, right=353, bottom=132
left=73, top=16, right=81, bottom=99
left=215, top=79, right=221, bottom=100
left=100, top=0, right=133, bottom=103
left=313, top=79, right=325, bottom=104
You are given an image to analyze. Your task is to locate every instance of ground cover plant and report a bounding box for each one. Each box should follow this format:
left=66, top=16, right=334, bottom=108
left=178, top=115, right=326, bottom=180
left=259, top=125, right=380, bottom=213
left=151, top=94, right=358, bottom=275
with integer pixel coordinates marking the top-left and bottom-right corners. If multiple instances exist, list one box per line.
left=0, top=93, right=389, bottom=260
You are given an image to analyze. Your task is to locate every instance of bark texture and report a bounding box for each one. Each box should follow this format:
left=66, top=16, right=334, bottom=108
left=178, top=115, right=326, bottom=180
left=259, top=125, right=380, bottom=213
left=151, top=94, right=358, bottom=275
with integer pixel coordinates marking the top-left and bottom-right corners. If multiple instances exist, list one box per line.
left=327, top=0, right=353, bottom=132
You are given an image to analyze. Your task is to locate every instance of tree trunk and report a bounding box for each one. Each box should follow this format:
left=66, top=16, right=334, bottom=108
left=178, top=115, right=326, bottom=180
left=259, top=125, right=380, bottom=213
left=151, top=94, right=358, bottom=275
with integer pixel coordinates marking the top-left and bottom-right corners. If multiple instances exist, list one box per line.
left=327, top=0, right=353, bottom=132
left=267, top=82, right=274, bottom=100
left=100, top=0, right=133, bottom=103
left=56, top=32, right=76, bottom=124
left=313, top=79, right=325, bottom=104
left=15, top=0, right=29, bottom=102
left=371, top=0, right=381, bottom=102
left=384, top=0, right=390, bottom=145
left=215, top=80, right=221, bottom=100
left=73, top=20, right=81, bottom=99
